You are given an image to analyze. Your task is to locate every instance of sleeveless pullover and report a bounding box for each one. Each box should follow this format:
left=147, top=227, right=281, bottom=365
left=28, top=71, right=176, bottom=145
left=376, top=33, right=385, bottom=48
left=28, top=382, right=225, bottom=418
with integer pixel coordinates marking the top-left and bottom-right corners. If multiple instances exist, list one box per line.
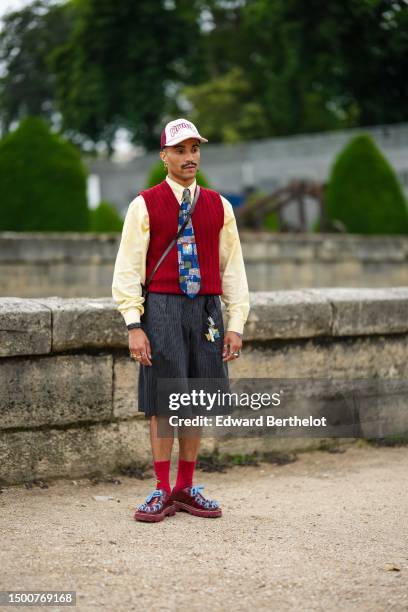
left=140, top=179, right=224, bottom=294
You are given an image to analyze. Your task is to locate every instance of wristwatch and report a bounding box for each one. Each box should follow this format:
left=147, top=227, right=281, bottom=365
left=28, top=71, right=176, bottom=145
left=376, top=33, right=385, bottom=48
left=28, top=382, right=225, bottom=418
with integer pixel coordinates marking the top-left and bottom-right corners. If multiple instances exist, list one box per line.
left=127, top=322, right=142, bottom=330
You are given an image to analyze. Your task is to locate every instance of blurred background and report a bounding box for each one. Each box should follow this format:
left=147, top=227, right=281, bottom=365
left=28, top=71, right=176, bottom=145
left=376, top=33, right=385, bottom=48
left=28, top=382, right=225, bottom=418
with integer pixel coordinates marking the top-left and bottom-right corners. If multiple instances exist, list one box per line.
left=0, top=0, right=407, bottom=295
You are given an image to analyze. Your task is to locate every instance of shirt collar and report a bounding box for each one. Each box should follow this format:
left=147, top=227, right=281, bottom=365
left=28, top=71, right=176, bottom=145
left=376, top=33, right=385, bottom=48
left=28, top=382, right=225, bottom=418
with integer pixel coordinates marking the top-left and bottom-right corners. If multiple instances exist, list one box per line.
left=165, top=175, right=197, bottom=204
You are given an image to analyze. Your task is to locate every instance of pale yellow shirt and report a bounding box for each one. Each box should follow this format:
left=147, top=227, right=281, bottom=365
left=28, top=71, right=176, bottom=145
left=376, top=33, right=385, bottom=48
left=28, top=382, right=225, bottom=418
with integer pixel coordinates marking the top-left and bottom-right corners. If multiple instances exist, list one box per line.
left=112, top=174, right=250, bottom=334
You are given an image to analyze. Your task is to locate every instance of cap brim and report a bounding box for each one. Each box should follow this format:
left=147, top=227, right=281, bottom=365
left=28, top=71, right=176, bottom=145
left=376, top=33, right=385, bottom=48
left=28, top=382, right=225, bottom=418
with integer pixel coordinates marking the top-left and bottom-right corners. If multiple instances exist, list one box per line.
left=165, top=135, right=208, bottom=146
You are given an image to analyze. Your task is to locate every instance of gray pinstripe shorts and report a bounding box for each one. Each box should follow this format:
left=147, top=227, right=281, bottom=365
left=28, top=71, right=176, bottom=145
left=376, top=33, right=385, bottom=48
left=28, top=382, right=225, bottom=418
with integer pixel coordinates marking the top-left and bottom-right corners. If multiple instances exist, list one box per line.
left=138, top=292, right=230, bottom=418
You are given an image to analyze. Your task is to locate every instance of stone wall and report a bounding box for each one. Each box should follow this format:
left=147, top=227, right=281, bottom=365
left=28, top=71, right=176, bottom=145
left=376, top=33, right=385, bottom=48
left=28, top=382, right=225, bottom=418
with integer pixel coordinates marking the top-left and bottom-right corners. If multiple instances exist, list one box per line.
left=1, top=289, right=407, bottom=485
left=1, top=232, right=407, bottom=297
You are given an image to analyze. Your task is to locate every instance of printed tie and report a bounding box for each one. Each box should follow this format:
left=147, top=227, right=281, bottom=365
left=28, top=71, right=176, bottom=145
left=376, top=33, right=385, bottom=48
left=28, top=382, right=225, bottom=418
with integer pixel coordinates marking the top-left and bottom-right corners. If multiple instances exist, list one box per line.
left=177, top=187, right=201, bottom=297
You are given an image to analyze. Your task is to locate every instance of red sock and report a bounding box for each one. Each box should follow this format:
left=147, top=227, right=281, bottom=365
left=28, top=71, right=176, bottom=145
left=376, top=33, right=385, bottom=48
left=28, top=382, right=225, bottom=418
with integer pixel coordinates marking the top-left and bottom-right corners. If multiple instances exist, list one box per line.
left=173, top=459, right=196, bottom=492
left=153, top=460, right=171, bottom=494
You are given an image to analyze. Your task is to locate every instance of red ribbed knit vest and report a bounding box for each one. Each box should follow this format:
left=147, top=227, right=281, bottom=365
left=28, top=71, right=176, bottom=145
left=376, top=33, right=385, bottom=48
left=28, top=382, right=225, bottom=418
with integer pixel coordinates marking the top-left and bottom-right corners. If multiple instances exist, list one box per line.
left=140, top=179, right=224, bottom=294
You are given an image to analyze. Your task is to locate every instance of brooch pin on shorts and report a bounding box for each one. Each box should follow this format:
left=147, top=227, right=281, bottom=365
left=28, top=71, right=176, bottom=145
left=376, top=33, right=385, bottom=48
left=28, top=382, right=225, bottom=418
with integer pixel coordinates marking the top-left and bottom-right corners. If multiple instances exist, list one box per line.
left=205, top=316, right=220, bottom=342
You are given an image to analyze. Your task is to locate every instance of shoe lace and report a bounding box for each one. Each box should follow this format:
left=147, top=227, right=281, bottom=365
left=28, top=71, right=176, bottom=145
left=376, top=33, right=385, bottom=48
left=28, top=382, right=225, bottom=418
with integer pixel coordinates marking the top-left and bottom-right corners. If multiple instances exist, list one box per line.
left=191, top=485, right=204, bottom=496
left=145, top=489, right=164, bottom=503
left=138, top=489, right=165, bottom=511
left=190, top=484, right=219, bottom=508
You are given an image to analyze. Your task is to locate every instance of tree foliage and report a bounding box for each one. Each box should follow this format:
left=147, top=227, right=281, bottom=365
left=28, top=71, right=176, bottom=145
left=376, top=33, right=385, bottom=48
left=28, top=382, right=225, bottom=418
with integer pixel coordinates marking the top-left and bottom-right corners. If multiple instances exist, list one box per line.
left=182, top=67, right=267, bottom=144
left=0, top=0, right=74, bottom=135
left=238, top=0, right=408, bottom=134
left=0, top=0, right=407, bottom=152
left=49, top=0, right=203, bottom=152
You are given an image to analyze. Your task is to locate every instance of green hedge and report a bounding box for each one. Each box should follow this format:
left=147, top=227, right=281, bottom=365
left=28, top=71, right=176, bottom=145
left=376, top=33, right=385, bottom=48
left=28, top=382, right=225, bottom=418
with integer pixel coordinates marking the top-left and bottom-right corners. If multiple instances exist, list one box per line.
left=0, top=116, right=89, bottom=231
left=89, top=201, right=123, bottom=232
left=325, top=134, right=408, bottom=234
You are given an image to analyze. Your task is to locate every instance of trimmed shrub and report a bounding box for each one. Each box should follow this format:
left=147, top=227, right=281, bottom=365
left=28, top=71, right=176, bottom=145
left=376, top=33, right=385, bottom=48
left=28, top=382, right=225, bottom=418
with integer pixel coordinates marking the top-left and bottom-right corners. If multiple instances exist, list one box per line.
left=0, top=116, right=89, bottom=231
left=325, top=134, right=408, bottom=234
left=89, top=201, right=123, bottom=232
left=145, top=161, right=210, bottom=188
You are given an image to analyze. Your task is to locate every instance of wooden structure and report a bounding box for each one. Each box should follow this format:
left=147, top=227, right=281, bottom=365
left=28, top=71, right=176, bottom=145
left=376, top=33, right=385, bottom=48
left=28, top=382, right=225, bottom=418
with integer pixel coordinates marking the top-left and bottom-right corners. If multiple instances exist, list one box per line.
left=236, top=179, right=346, bottom=232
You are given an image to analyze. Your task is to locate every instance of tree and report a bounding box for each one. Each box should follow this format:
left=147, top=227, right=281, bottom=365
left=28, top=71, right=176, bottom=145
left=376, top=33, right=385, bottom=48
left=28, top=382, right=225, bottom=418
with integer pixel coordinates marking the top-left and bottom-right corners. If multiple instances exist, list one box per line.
left=182, top=67, right=267, bottom=144
left=239, top=0, right=408, bottom=135
left=0, top=116, right=89, bottom=231
left=325, top=134, right=408, bottom=234
left=2, top=0, right=407, bottom=151
left=50, top=0, right=204, bottom=152
left=0, top=0, right=75, bottom=136
left=325, top=0, right=408, bottom=126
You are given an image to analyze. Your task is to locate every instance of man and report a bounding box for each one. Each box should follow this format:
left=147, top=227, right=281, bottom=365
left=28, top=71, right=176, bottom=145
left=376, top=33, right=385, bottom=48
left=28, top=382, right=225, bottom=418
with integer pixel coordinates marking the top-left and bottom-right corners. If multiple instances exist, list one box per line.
left=112, top=118, right=250, bottom=522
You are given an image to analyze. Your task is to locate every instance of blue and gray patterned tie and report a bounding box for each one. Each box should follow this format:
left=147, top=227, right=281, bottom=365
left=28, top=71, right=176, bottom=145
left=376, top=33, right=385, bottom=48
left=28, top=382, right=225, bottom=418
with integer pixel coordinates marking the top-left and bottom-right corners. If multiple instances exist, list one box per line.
left=177, top=187, right=201, bottom=297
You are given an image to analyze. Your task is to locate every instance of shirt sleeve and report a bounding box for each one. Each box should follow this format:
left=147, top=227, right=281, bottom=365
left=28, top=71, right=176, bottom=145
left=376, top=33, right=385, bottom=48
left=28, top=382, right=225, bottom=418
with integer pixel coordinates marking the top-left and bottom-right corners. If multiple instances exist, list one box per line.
left=111, top=195, right=150, bottom=325
left=219, top=196, right=250, bottom=335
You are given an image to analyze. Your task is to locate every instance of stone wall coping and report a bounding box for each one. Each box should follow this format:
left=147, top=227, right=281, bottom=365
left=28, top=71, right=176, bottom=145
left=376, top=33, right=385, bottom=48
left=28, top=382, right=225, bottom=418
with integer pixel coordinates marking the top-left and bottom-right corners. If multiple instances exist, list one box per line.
left=0, top=288, right=407, bottom=357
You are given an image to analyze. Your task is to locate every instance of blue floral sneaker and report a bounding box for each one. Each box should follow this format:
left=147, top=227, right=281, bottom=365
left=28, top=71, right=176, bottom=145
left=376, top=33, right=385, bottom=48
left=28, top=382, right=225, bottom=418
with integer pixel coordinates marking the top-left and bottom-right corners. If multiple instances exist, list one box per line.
left=133, top=489, right=176, bottom=522
left=169, top=484, right=222, bottom=518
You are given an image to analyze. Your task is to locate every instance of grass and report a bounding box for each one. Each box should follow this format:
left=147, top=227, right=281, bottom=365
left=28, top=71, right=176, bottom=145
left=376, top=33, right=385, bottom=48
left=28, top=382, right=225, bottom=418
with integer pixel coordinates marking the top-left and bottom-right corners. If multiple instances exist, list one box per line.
left=196, top=448, right=297, bottom=472
left=365, top=435, right=408, bottom=447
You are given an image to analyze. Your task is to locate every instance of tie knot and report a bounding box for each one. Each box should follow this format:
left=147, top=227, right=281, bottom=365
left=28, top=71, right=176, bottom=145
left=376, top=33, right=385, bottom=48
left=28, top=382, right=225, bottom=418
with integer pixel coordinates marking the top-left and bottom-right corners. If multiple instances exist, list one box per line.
left=182, top=188, right=191, bottom=203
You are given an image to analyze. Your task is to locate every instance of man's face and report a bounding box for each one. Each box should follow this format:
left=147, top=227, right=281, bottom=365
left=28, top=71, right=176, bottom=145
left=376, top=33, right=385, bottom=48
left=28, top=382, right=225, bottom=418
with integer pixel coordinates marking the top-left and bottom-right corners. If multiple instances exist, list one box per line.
left=160, top=138, right=201, bottom=182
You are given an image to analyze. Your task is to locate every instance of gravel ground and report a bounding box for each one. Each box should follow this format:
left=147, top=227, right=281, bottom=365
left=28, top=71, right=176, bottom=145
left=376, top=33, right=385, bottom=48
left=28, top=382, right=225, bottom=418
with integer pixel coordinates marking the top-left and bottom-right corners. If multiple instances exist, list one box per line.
left=0, top=442, right=407, bottom=612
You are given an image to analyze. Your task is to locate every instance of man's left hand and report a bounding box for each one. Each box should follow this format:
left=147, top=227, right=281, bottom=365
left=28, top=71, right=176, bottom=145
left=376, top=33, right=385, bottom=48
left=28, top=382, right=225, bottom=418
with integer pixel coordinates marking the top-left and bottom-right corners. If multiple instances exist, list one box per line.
left=223, top=331, right=243, bottom=362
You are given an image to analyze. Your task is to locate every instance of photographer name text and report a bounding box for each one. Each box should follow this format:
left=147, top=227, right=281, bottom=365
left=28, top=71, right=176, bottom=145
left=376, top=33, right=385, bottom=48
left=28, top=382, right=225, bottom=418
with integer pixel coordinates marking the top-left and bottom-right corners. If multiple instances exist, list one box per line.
left=168, top=415, right=327, bottom=427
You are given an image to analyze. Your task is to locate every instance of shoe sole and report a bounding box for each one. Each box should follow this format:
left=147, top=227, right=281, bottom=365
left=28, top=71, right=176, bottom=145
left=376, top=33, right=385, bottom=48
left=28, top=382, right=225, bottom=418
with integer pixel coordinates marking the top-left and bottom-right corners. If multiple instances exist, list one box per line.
left=173, top=501, right=222, bottom=518
left=133, top=504, right=177, bottom=523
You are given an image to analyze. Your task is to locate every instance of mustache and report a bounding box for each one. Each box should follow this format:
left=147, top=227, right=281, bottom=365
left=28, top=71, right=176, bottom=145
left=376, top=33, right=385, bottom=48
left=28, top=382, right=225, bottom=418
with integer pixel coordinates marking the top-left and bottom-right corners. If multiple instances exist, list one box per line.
left=182, top=163, right=196, bottom=168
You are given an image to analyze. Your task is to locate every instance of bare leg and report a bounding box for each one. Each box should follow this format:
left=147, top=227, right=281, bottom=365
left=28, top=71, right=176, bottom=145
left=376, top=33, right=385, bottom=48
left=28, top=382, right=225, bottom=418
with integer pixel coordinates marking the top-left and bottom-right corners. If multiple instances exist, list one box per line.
left=178, top=425, right=202, bottom=461
left=150, top=416, right=174, bottom=461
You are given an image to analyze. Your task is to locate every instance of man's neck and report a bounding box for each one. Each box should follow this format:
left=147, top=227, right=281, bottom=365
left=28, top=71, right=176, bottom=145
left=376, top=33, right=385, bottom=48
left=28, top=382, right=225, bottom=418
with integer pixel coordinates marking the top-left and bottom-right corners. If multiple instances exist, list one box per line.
left=167, top=172, right=196, bottom=188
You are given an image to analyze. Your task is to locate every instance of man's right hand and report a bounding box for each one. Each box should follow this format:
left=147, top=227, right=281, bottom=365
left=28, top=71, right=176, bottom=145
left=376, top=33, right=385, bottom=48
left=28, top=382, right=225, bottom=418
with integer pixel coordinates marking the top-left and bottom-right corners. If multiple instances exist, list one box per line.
left=129, top=329, right=152, bottom=366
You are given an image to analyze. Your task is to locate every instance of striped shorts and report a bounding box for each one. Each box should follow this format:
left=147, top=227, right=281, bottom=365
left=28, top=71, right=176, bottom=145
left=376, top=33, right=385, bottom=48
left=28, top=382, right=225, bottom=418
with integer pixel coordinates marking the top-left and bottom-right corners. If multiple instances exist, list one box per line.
left=138, top=292, right=230, bottom=418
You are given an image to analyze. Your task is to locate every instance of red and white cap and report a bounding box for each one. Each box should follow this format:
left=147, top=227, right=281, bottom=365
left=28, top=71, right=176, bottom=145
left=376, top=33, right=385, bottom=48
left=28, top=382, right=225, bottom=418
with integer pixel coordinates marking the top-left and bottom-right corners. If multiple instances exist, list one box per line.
left=160, top=118, right=208, bottom=148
